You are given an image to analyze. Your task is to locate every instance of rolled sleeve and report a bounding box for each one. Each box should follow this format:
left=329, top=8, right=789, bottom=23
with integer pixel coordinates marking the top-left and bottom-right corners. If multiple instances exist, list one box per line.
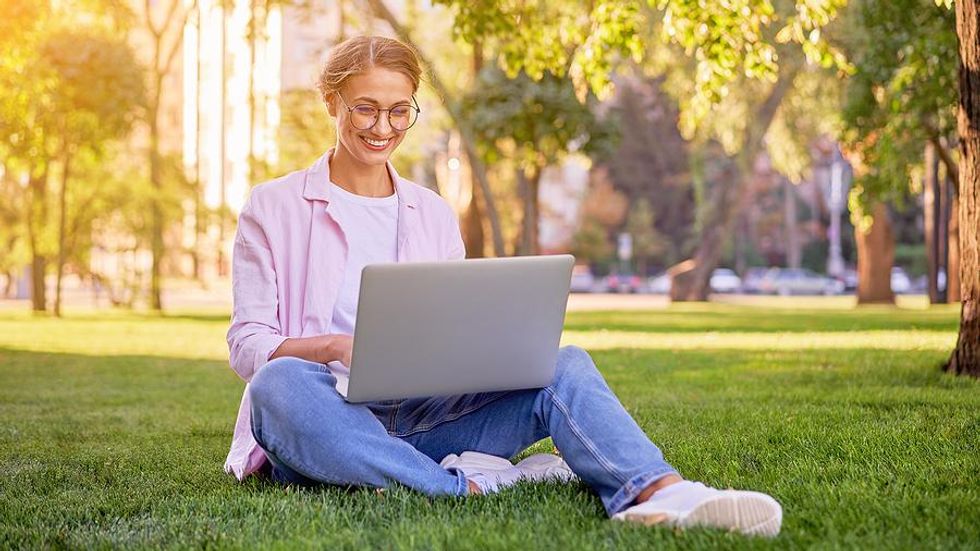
left=226, top=197, right=286, bottom=382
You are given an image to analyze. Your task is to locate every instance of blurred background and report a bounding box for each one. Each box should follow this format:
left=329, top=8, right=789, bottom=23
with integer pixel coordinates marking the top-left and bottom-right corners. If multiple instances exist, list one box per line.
left=0, top=0, right=963, bottom=314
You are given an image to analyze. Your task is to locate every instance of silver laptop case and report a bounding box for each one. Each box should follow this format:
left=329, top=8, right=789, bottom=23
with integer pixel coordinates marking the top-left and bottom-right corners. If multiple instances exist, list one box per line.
left=345, top=254, right=574, bottom=402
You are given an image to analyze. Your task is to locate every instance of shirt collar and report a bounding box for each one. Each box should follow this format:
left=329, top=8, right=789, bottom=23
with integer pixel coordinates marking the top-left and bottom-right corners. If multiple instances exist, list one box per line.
left=302, top=148, right=418, bottom=209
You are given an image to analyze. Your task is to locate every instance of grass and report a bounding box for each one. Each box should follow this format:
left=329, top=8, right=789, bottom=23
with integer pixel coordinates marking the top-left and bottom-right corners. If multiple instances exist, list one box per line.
left=1, top=301, right=977, bottom=549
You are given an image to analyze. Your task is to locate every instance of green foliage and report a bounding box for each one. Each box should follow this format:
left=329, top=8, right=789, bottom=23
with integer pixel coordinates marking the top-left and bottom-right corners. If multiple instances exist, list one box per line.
left=269, top=90, right=335, bottom=182
left=625, top=198, right=669, bottom=271
left=436, top=0, right=849, bottom=128
left=462, top=67, right=615, bottom=171
left=767, top=66, right=843, bottom=183
left=602, top=76, right=694, bottom=263
left=571, top=218, right=615, bottom=266
left=39, top=29, right=145, bottom=155
left=0, top=1, right=144, bottom=308
left=839, top=0, right=958, bottom=214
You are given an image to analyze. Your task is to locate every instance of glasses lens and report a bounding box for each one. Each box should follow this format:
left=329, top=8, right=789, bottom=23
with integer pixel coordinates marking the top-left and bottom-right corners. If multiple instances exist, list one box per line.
left=350, top=105, right=379, bottom=130
left=389, top=105, right=419, bottom=131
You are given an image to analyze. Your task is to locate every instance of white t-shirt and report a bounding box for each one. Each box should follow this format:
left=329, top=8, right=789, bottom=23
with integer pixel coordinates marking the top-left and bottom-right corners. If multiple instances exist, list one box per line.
left=325, top=181, right=398, bottom=394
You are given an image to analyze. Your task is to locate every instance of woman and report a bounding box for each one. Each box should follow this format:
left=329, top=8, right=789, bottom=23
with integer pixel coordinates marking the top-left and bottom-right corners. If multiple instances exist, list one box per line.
left=225, top=35, right=782, bottom=537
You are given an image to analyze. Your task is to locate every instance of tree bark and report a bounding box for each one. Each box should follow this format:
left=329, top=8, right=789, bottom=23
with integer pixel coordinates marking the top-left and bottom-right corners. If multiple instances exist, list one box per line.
left=26, top=167, right=48, bottom=313
left=924, top=141, right=941, bottom=303
left=948, top=179, right=961, bottom=303
left=462, top=40, right=486, bottom=258
left=463, top=173, right=486, bottom=258
left=55, top=151, right=71, bottom=317
left=855, top=202, right=895, bottom=304
left=946, top=0, right=980, bottom=376
left=149, top=92, right=164, bottom=311
left=518, top=168, right=542, bottom=256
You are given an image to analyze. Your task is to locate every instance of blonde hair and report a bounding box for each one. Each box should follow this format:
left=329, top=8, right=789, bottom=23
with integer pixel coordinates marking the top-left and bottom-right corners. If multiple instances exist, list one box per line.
left=316, top=36, right=423, bottom=105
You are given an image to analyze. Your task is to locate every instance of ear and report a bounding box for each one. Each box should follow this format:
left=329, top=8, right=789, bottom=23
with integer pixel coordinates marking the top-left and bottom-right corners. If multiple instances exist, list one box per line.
left=326, top=93, right=338, bottom=117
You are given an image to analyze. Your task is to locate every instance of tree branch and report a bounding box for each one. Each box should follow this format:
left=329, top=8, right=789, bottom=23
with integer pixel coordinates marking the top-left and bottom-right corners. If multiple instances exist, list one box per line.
left=927, top=131, right=960, bottom=186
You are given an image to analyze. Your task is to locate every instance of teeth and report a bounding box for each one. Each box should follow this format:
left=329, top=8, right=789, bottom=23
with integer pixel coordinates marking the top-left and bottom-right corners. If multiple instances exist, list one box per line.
left=364, top=137, right=390, bottom=147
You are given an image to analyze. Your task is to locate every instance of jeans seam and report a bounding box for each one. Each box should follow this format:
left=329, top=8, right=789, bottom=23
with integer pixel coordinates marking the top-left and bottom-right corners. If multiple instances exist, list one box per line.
left=544, top=386, right=628, bottom=485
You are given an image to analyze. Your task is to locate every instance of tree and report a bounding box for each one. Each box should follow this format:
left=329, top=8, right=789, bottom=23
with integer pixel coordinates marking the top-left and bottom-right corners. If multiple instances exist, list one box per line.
left=602, top=76, right=693, bottom=266
left=0, top=0, right=55, bottom=312
left=138, top=0, right=198, bottom=311
left=39, top=29, right=145, bottom=316
left=462, top=67, right=614, bottom=255
left=946, top=0, right=979, bottom=376
left=571, top=169, right=628, bottom=267
left=361, top=0, right=508, bottom=256
left=625, top=198, right=668, bottom=274
left=839, top=0, right=959, bottom=304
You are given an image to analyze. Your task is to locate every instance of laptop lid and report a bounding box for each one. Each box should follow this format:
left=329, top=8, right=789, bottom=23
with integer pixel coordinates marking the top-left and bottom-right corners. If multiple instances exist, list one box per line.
left=344, top=254, right=574, bottom=403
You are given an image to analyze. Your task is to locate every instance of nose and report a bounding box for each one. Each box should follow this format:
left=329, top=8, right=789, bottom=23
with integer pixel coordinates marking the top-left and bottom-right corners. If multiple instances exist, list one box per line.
left=373, top=112, right=394, bottom=135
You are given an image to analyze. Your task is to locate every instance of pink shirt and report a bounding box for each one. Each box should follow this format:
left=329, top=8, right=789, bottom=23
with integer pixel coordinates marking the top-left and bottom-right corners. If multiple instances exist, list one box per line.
left=224, top=149, right=465, bottom=480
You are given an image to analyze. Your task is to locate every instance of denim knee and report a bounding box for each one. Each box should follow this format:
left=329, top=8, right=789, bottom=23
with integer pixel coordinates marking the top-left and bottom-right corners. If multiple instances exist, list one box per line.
left=552, top=345, right=599, bottom=387
left=249, top=356, right=326, bottom=409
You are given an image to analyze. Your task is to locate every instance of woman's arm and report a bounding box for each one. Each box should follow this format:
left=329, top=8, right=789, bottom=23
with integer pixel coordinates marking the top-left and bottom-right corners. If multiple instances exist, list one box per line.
left=227, top=196, right=288, bottom=382
left=270, top=334, right=353, bottom=367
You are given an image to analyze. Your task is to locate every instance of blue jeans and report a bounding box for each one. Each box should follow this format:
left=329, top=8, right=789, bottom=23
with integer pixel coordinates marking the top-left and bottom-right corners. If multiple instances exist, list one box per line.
left=248, top=346, right=678, bottom=515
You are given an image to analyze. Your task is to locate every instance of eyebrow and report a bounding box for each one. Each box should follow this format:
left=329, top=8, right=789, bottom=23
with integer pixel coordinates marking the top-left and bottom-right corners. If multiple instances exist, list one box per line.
left=351, top=95, right=412, bottom=105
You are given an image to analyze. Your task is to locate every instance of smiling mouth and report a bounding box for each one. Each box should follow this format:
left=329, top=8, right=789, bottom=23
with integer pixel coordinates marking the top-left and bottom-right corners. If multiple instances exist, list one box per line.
left=361, top=136, right=392, bottom=150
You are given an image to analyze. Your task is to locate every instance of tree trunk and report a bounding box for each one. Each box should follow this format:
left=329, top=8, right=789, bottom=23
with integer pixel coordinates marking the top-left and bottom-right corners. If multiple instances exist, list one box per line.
left=463, top=174, right=486, bottom=258
left=26, top=167, right=48, bottom=313
left=515, top=168, right=542, bottom=256
left=855, top=202, right=895, bottom=304
left=55, top=152, right=71, bottom=317
left=462, top=40, right=486, bottom=258
left=924, top=141, right=941, bottom=303
left=948, top=180, right=961, bottom=303
left=363, top=0, right=506, bottom=256
left=149, top=94, right=164, bottom=311
left=946, top=0, right=980, bottom=376
left=672, top=61, right=799, bottom=301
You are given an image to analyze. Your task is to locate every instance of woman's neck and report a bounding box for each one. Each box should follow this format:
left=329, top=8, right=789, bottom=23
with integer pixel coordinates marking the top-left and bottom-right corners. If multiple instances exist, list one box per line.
left=329, top=146, right=394, bottom=197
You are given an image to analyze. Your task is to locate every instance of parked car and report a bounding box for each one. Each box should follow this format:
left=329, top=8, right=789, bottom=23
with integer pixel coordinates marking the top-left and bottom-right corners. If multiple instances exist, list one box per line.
left=709, top=268, right=742, bottom=294
left=891, top=267, right=912, bottom=294
left=647, top=273, right=671, bottom=294
left=742, top=267, right=777, bottom=294
left=841, top=268, right=858, bottom=292
left=570, top=265, right=595, bottom=293
left=604, top=272, right=643, bottom=293
left=761, top=268, right=844, bottom=296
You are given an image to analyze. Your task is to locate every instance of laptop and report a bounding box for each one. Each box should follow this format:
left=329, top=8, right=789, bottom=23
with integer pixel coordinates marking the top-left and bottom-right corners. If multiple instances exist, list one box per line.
left=342, top=254, right=575, bottom=403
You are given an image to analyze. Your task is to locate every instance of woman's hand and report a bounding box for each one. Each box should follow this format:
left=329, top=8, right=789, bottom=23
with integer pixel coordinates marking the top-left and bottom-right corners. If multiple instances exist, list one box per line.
left=325, top=334, right=354, bottom=367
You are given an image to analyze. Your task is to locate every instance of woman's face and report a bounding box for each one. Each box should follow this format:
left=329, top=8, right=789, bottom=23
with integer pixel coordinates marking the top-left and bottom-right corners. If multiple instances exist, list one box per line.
left=328, top=67, right=415, bottom=168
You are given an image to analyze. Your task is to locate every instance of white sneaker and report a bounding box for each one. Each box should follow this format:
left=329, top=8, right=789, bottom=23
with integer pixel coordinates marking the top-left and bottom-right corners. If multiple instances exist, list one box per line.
left=514, top=453, right=577, bottom=483
left=440, top=451, right=577, bottom=493
left=612, top=481, right=782, bottom=537
left=440, top=451, right=523, bottom=494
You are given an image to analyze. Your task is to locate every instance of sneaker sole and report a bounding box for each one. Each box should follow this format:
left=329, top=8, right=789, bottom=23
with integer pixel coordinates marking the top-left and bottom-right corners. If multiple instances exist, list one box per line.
left=679, top=493, right=782, bottom=537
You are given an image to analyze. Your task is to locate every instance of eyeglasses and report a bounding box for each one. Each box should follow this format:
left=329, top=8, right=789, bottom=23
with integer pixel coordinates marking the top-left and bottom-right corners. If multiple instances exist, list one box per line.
left=335, top=92, right=421, bottom=131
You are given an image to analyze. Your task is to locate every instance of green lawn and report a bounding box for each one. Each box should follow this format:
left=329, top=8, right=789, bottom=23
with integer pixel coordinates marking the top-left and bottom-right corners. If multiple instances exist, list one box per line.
left=1, top=302, right=977, bottom=549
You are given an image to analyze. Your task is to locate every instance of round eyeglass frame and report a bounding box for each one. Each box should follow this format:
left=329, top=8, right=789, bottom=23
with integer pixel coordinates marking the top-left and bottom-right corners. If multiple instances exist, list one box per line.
left=335, top=92, right=421, bottom=131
